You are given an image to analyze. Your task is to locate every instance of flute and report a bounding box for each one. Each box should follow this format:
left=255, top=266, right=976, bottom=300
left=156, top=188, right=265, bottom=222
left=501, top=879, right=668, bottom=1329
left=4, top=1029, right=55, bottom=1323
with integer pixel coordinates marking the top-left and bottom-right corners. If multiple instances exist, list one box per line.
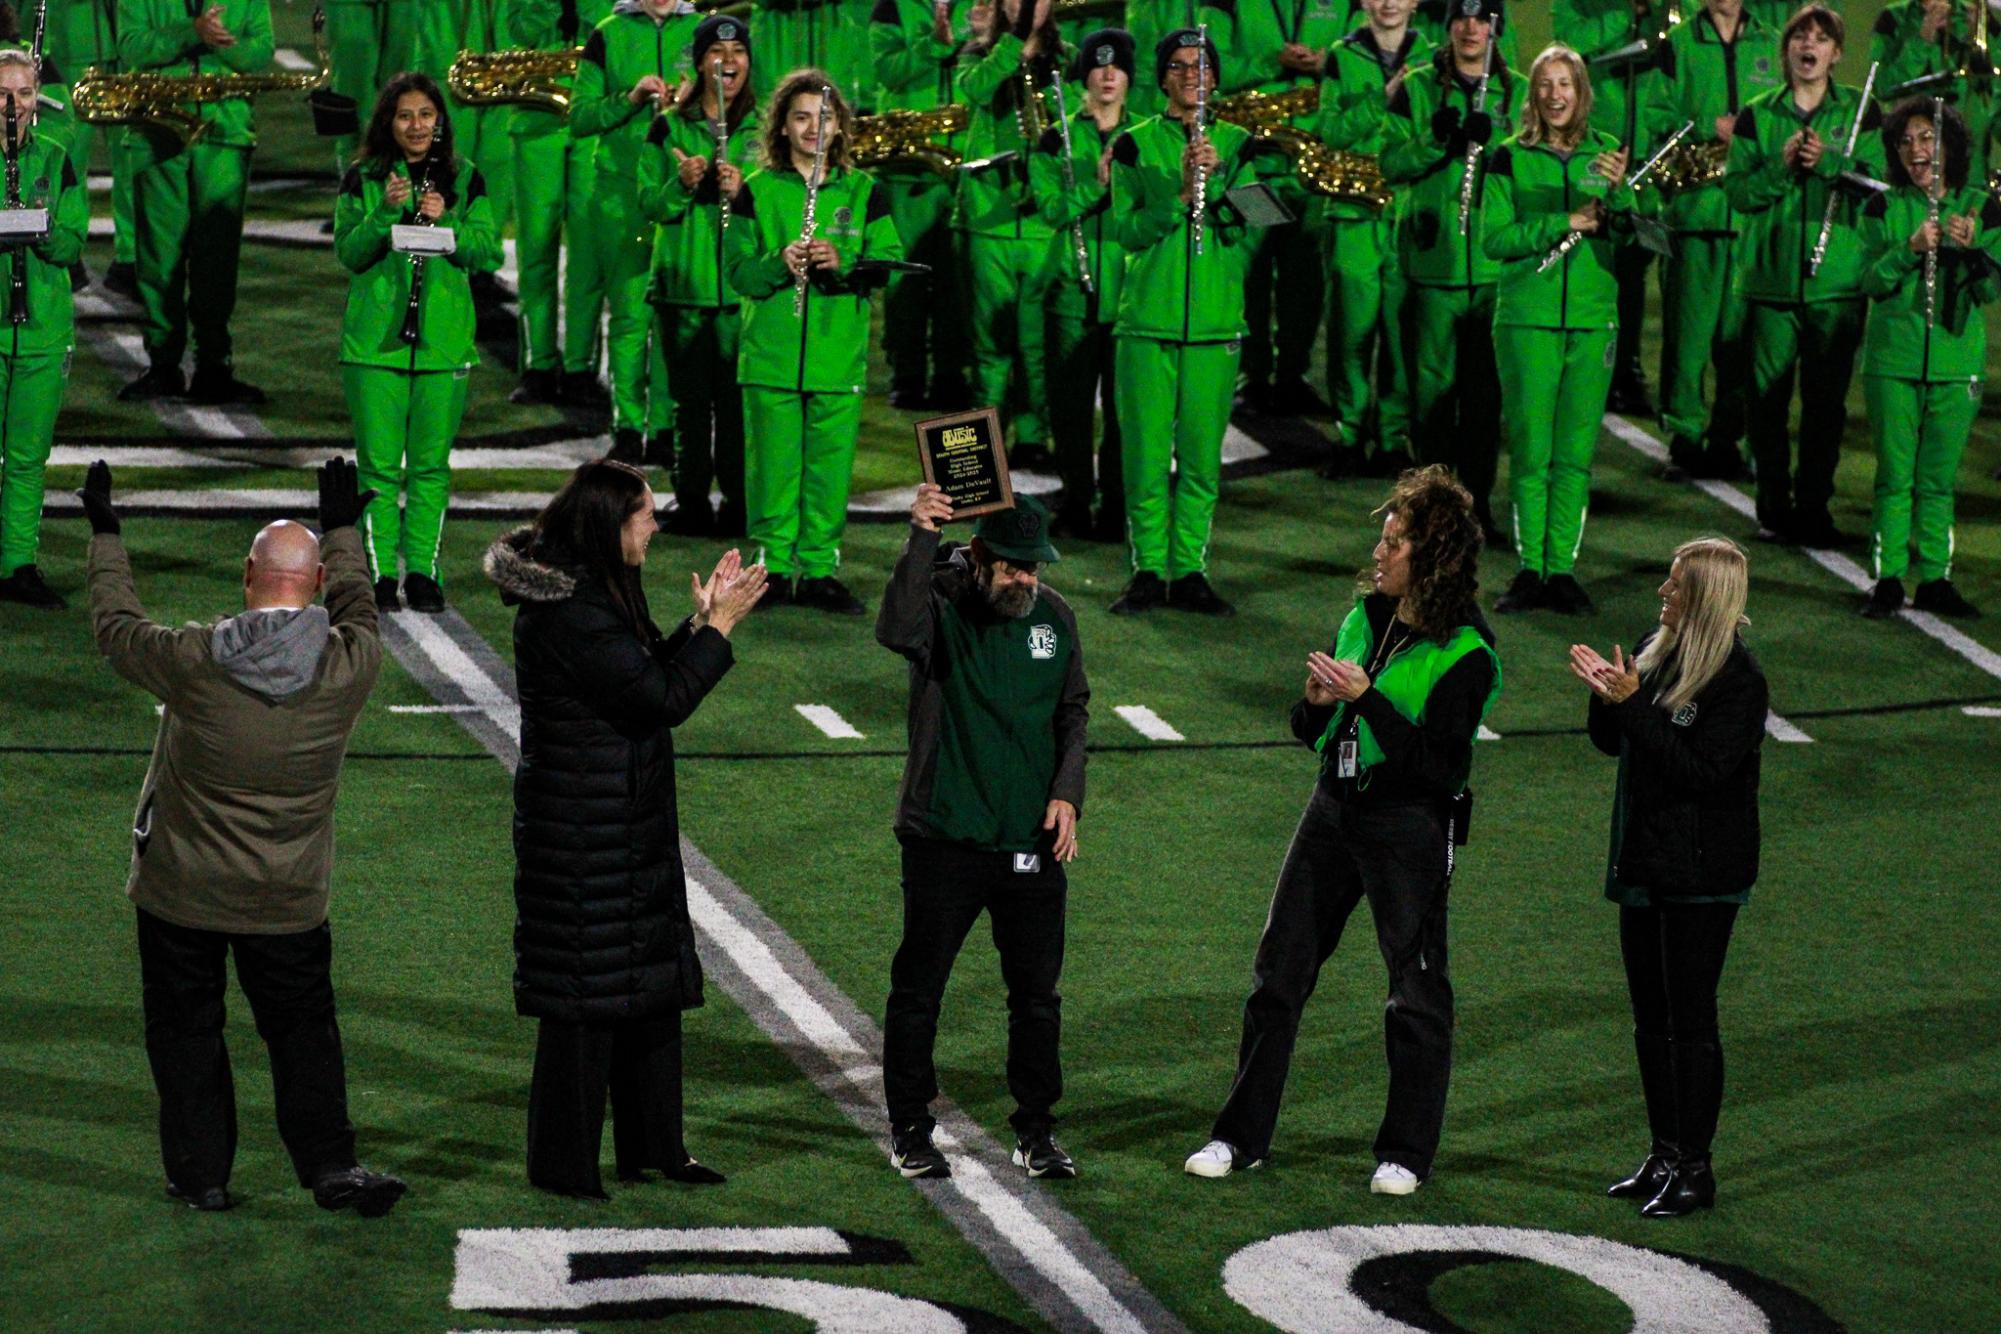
left=1536, top=120, right=1692, bottom=273
left=1049, top=70, right=1093, bottom=295
left=1457, top=37, right=1495, bottom=236
left=1925, top=94, right=1944, bottom=325
left=1808, top=60, right=1877, bottom=279
left=711, top=58, right=731, bottom=233
left=794, top=85, right=831, bottom=317
left=399, top=166, right=433, bottom=346
left=1192, top=24, right=1210, bottom=256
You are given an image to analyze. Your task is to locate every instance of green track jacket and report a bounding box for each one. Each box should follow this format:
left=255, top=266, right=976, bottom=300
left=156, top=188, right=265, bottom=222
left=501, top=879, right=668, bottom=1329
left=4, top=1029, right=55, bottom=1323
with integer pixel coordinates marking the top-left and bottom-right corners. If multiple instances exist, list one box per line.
left=640, top=101, right=760, bottom=307
left=1217, top=0, right=1350, bottom=97
left=954, top=31, right=1065, bottom=237
left=1859, top=183, right=2001, bottom=382
left=116, top=0, right=274, bottom=157
left=335, top=156, right=503, bottom=371
left=870, top=0, right=971, bottom=113
left=1483, top=128, right=1635, bottom=330
left=1642, top=7, right=1782, bottom=235
left=1552, top=0, right=1658, bottom=148
left=1033, top=107, right=1131, bottom=320
left=508, top=0, right=614, bottom=139
left=571, top=0, right=701, bottom=184
left=1380, top=49, right=1520, bottom=287
left=1723, top=82, right=1883, bottom=305
left=751, top=0, right=871, bottom=107
left=1317, top=24, right=1429, bottom=222
left=1109, top=111, right=1260, bottom=342
left=724, top=162, right=904, bottom=391
left=0, top=135, right=87, bottom=357
left=1869, top=0, right=1962, bottom=97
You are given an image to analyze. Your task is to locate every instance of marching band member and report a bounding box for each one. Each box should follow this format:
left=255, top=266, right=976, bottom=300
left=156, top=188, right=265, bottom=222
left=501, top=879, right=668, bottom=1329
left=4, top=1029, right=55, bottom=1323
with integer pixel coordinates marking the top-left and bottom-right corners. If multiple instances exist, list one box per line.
left=335, top=73, right=502, bottom=613
left=1484, top=43, right=1634, bottom=616
left=1870, top=1, right=1996, bottom=183
left=39, top=0, right=128, bottom=289
left=752, top=0, right=870, bottom=108
left=1857, top=98, right=1995, bottom=621
left=1724, top=4, right=1880, bottom=548
left=640, top=13, right=755, bottom=537
left=449, top=0, right=518, bottom=301
left=725, top=70, right=904, bottom=613
left=323, top=0, right=421, bottom=177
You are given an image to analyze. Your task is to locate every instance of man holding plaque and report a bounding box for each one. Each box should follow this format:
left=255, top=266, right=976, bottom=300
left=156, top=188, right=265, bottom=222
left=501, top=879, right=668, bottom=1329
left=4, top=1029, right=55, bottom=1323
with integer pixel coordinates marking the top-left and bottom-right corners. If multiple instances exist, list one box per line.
left=875, top=487, right=1090, bottom=1183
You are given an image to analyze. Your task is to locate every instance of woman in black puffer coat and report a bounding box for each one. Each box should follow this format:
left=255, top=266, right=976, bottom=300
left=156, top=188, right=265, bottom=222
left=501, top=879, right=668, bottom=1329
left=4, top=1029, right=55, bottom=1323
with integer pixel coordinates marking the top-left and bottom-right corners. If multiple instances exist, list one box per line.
left=1571, top=536, right=1766, bottom=1222
left=485, top=458, right=767, bottom=1199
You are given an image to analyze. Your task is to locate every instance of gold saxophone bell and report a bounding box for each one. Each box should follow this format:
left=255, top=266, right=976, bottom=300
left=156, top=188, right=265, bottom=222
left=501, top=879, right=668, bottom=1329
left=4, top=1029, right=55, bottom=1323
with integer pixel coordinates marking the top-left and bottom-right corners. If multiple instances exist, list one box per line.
left=74, top=5, right=331, bottom=147
left=853, top=105, right=971, bottom=175
left=1649, top=139, right=1730, bottom=195
left=1212, top=85, right=1391, bottom=207
left=448, top=48, right=582, bottom=116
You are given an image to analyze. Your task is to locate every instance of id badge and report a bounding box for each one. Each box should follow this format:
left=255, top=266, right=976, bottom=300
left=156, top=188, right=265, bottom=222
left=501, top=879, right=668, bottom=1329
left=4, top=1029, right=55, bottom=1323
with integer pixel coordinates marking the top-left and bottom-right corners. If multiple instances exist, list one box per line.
left=1337, top=739, right=1358, bottom=779
left=1013, top=853, right=1041, bottom=874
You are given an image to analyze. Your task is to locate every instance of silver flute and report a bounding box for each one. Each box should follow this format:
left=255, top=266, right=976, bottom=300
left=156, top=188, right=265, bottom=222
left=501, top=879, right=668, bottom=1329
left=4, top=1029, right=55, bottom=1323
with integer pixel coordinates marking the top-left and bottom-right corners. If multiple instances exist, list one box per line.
left=711, top=58, right=731, bottom=232
left=1457, top=38, right=1495, bottom=237
left=1193, top=24, right=1210, bottom=256
left=1808, top=60, right=1877, bottom=279
left=1536, top=120, right=1692, bottom=273
left=1926, top=93, right=1944, bottom=325
left=795, top=84, right=832, bottom=317
left=1049, top=70, right=1094, bottom=295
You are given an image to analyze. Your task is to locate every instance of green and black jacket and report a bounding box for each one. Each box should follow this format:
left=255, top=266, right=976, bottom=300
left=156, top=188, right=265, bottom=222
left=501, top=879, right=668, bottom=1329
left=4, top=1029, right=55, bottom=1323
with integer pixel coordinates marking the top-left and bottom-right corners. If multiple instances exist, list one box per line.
left=751, top=0, right=870, bottom=109
left=954, top=30, right=1068, bottom=237
left=571, top=0, right=701, bottom=185
left=1869, top=0, right=1972, bottom=99
left=877, top=526, right=1089, bottom=853
left=1316, top=23, right=1430, bottom=221
left=1109, top=110, right=1262, bottom=342
left=1216, top=0, right=1349, bottom=97
left=639, top=97, right=760, bottom=307
left=869, top=0, right=973, bottom=139
left=116, top=0, right=275, bottom=158
left=508, top=0, right=615, bottom=140
left=1483, top=128, right=1636, bottom=330
left=334, top=155, right=504, bottom=370
left=723, top=161, right=904, bottom=391
left=1641, top=6, right=1783, bottom=235
left=1723, top=82, right=1883, bottom=305
left=1551, top=0, right=1658, bottom=148
left=1379, top=48, right=1520, bottom=287
left=0, top=134, right=87, bottom=357
left=1032, top=106, right=1131, bottom=322
left=1859, top=183, right=2001, bottom=382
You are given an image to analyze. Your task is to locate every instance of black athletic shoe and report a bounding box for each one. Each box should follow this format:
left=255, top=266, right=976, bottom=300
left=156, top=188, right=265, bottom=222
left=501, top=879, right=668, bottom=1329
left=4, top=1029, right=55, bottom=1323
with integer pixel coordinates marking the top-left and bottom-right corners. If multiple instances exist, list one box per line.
left=103, top=260, right=139, bottom=298
left=1543, top=573, right=1595, bottom=617
left=311, top=1165, right=407, bottom=1218
left=1608, top=1153, right=1674, bottom=1201
left=887, top=385, right=931, bottom=411
left=644, top=433, right=676, bottom=470
left=166, top=1181, right=233, bottom=1212
left=1168, top=572, right=1236, bottom=617
left=1606, top=376, right=1654, bottom=417
left=68, top=261, right=89, bottom=293
left=1858, top=578, right=1903, bottom=620
left=1012, top=1130, right=1078, bottom=1180
left=561, top=371, right=610, bottom=409
left=118, top=363, right=184, bottom=401
left=509, top=368, right=562, bottom=406
left=402, top=572, right=446, bottom=614
left=1640, top=1158, right=1715, bottom=1219
left=0, top=564, right=67, bottom=610
left=1914, top=578, right=1981, bottom=619
left=752, top=574, right=793, bottom=610
left=373, top=577, right=402, bottom=614
left=608, top=427, right=644, bottom=463
left=890, top=1125, right=950, bottom=1180
left=715, top=501, right=748, bottom=538
left=796, top=575, right=865, bottom=615
left=1109, top=570, right=1167, bottom=615
left=667, top=1157, right=727, bottom=1185
left=185, top=368, right=267, bottom=406
left=1494, top=569, right=1545, bottom=614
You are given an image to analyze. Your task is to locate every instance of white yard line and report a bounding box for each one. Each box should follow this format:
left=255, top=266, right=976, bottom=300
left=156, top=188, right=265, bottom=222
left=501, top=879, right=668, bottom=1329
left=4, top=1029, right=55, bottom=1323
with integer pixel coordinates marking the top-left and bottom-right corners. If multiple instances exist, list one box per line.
left=1112, top=705, right=1184, bottom=742
left=794, top=703, right=865, bottom=740
left=1763, top=711, right=1813, bottom=744
left=1476, top=724, right=1502, bottom=742
left=1220, top=424, right=1270, bottom=465
left=49, top=441, right=605, bottom=471
left=88, top=215, right=331, bottom=248
left=1963, top=706, right=2001, bottom=718
left=387, top=704, right=484, bottom=715
left=45, top=488, right=556, bottom=517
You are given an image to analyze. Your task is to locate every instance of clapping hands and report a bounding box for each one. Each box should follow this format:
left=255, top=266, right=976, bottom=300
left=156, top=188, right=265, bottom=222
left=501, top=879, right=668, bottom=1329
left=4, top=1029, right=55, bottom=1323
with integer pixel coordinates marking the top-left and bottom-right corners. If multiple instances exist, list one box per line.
left=1569, top=642, right=1640, bottom=703
left=690, top=548, right=769, bottom=636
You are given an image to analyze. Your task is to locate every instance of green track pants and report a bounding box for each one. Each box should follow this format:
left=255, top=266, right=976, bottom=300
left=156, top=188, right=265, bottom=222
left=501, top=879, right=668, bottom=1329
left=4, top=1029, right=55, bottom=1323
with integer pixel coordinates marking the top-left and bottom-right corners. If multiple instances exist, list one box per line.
left=66, top=123, right=137, bottom=265
left=513, top=129, right=604, bottom=375
left=1659, top=233, right=1748, bottom=458
left=1403, top=282, right=1500, bottom=521
left=661, top=304, right=744, bottom=518
left=325, top=1, right=420, bottom=177
left=1498, top=327, right=1613, bottom=578
left=883, top=174, right=970, bottom=399
left=129, top=142, right=250, bottom=372
left=1323, top=215, right=1409, bottom=454
left=1241, top=219, right=1323, bottom=391
left=743, top=386, right=861, bottom=579
left=0, top=353, right=68, bottom=577
left=596, top=183, right=672, bottom=436
left=345, top=364, right=470, bottom=582
left=454, top=104, right=514, bottom=235
left=1746, top=298, right=1863, bottom=533
left=1866, top=375, right=1979, bottom=583
left=1047, top=312, right=1122, bottom=521
left=1114, top=336, right=1238, bottom=579
left=965, top=232, right=1050, bottom=447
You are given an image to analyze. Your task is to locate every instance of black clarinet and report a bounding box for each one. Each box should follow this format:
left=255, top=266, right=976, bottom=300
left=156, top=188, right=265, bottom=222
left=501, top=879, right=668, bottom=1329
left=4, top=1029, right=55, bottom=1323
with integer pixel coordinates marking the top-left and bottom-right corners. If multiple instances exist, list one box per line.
left=399, top=166, right=432, bottom=345
left=5, top=98, right=26, bottom=327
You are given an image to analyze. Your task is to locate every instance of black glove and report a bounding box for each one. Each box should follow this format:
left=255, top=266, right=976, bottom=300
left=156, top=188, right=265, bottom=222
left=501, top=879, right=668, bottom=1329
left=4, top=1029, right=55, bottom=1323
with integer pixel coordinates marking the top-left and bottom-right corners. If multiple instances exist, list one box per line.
left=317, top=456, right=379, bottom=534
left=1463, top=111, right=1494, bottom=146
left=1430, top=105, right=1463, bottom=145
left=78, top=459, right=119, bottom=536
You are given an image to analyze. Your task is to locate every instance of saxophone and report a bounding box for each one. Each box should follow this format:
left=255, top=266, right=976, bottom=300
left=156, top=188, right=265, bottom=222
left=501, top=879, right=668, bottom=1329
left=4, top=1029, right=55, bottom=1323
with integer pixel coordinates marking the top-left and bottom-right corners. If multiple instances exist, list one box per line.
left=1213, top=84, right=1390, bottom=208
left=852, top=106, right=970, bottom=175
left=75, top=6, right=330, bottom=147
left=448, top=48, right=581, bottom=116
left=1650, top=139, right=1730, bottom=195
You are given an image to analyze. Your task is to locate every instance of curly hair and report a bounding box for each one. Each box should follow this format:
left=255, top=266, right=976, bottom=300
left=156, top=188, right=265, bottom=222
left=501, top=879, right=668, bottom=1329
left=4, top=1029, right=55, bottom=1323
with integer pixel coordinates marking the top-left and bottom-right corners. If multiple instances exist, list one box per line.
left=1882, top=97, right=1969, bottom=192
left=1361, top=464, right=1483, bottom=641
left=760, top=69, right=852, bottom=174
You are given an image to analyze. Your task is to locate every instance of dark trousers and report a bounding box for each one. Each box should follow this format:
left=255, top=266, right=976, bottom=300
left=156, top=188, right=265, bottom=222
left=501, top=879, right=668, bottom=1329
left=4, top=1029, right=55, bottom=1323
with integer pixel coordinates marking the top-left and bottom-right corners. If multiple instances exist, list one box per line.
left=135, top=907, right=357, bottom=1192
left=526, top=1012, right=685, bottom=1197
left=1619, top=902, right=1739, bottom=1162
left=1241, top=219, right=1325, bottom=389
left=1213, top=789, right=1455, bottom=1176
left=1046, top=312, right=1124, bottom=521
left=1747, top=298, right=1864, bottom=533
left=883, top=837, right=1067, bottom=1135
left=1613, top=241, right=1653, bottom=385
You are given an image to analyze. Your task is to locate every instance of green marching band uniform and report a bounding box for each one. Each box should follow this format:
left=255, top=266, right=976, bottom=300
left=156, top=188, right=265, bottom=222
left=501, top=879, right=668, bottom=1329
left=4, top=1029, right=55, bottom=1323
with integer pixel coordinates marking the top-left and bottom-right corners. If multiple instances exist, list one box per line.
left=723, top=91, right=903, bottom=599
left=117, top=0, right=274, bottom=401
left=447, top=3, right=516, bottom=241
left=335, top=149, right=502, bottom=603
left=1108, top=28, right=1260, bottom=612
left=507, top=0, right=611, bottom=401
left=572, top=0, right=699, bottom=457
left=1723, top=72, right=1882, bottom=544
left=1031, top=26, right=1131, bottom=540
left=750, top=0, right=868, bottom=106
left=1644, top=2, right=1782, bottom=476
left=639, top=14, right=757, bottom=536
left=323, top=0, right=425, bottom=173
left=1869, top=0, right=1997, bottom=180
left=1483, top=117, right=1634, bottom=604
left=1379, top=28, right=1517, bottom=536
left=1858, top=116, right=2000, bottom=618
left=1316, top=9, right=1426, bottom=466
left=51, top=0, right=136, bottom=272
left=0, top=117, right=87, bottom=607
left=1124, top=0, right=1214, bottom=121
left=869, top=0, right=973, bottom=407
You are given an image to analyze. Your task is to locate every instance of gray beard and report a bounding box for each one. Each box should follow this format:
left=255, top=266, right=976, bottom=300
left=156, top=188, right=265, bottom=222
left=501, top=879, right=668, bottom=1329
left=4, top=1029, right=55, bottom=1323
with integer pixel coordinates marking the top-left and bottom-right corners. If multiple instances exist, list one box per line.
left=979, top=567, right=1037, bottom=619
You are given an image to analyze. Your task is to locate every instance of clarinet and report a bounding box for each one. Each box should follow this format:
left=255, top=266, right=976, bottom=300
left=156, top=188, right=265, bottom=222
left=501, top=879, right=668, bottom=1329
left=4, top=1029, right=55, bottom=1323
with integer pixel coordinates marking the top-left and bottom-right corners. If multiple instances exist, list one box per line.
left=1925, top=94, right=1944, bottom=326
left=399, top=166, right=433, bottom=346
left=1808, top=60, right=1878, bottom=279
left=1192, top=23, right=1210, bottom=256
left=710, top=58, right=731, bottom=233
left=794, top=85, right=831, bottom=317
left=4, top=99, right=24, bottom=327
left=1457, top=36, right=1496, bottom=236
left=1050, top=72, right=1094, bottom=296
left=1536, top=120, right=1693, bottom=272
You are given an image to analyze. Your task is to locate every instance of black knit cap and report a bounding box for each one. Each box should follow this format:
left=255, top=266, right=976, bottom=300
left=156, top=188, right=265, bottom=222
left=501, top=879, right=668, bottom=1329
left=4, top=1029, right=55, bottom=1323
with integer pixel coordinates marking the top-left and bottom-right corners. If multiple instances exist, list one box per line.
left=1154, top=28, right=1222, bottom=90
left=692, top=14, right=751, bottom=68
left=1071, top=28, right=1136, bottom=84
left=1447, top=0, right=1503, bottom=22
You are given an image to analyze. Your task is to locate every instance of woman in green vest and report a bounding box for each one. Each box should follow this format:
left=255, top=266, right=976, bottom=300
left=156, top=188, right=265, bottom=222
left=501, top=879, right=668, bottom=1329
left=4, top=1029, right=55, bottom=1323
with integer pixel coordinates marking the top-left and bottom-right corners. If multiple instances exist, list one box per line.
left=1186, top=465, right=1500, bottom=1195
left=335, top=73, right=503, bottom=613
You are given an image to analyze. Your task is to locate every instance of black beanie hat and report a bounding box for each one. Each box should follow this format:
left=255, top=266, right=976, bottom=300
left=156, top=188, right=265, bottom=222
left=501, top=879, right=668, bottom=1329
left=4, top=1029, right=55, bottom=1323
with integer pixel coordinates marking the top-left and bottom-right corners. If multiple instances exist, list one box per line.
left=1154, top=28, right=1222, bottom=90
left=1445, top=0, right=1503, bottom=23
left=1071, top=27, right=1137, bottom=84
left=691, top=14, right=751, bottom=70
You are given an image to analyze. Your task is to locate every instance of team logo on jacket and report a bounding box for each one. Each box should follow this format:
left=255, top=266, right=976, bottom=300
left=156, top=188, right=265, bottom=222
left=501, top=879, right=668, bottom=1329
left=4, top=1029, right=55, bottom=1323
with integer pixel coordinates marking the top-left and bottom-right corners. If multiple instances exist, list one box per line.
left=1672, top=702, right=1699, bottom=727
left=1027, top=624, right=1057, bottom=659
left=833, top=205, right=853, bottom=228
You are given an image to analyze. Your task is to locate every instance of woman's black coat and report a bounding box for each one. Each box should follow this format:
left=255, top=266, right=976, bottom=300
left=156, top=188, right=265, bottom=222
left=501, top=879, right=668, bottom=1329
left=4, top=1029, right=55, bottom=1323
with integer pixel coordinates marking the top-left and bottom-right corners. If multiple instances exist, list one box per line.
left=487, top=528, right=734, bottom=1023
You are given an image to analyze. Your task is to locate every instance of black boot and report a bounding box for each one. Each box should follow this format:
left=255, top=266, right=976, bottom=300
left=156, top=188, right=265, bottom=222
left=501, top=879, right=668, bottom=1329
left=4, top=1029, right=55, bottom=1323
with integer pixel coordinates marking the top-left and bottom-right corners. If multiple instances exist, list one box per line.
left=1609, top=1032, right=1676, bottom=1199
left=1643, top=1038, right=1722, bottom=1217
left=1641, top=1155, right=1716, bottom=1218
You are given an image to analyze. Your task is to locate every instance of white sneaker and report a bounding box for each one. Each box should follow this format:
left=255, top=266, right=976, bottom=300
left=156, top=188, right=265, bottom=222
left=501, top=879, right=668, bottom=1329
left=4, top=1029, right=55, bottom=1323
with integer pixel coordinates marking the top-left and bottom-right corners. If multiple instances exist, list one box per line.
left=1185, top=1139, right=1258, bottom=1178
left=1370, top=1161, right=1420, bottom=1195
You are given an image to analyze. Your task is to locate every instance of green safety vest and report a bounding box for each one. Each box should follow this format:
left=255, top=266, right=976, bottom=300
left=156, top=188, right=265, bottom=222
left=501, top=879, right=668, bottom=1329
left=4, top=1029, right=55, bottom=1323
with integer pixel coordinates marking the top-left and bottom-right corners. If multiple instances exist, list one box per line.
left=1314, top=601, right=1501, bottom=787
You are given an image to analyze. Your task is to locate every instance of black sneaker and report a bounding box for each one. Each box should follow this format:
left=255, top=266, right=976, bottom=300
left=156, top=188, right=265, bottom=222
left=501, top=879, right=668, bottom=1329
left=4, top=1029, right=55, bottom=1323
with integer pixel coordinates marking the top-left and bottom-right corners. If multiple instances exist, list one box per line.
left=715, top=501, right=748, bottom=538
left=797, top=575, right=865, bottom=615
left=509, top=368, right=562, bottom=406
left=752, top=574, right=793, bottom=611
left=1109, top=570, right=1167, bottom=615
left=1858, top=578, right=1903, bottom=619
left=1012, top=1130, right=1077, bottom=1180
left=608, top=427, right=644, bottom=463
left=890, top=1125, right=950, bottom=1179
left=1543, top=573, right=1595, bottom=616
left=186, top=368, right=267, bottom=406
left=1168, top=572, right=1236, bottom=617
left=1914, top=578, right=1981, bottom=619
left=166, top=1181, right=232, bottom=1212
left=1606, top=376, right=1653, bottom=417
left=68, top=261, right=89, bottom=293
left=103, top=260, right=138, bottom=298
left=0, top=564, right=67, bottom=610
left=311, top=1165, right=407, bottom=1218
left=118, top=363, right=185, bottom=401
left=561, top=370, right=610, bottom=408
left=1494, top=569, right=1545, bottom=615
left=403, top=572, right=446, bottom=614
left=373, top=577, right=401, bottom=613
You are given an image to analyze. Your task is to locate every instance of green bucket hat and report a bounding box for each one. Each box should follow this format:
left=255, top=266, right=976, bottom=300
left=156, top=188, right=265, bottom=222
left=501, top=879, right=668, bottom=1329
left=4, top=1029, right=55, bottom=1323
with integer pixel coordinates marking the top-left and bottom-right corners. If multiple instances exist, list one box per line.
left=973, top=495, right=1061, bottom=564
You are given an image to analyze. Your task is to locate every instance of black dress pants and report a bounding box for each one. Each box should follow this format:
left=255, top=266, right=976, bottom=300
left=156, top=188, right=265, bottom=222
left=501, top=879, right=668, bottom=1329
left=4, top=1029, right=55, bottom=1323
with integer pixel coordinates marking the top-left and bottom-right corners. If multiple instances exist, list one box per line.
left=1620, top=901, right=1739, bottom=1160
left=135, top=907, right=358, bottom=1192
left=1212, top=788, right=1455, bottom=1177
left=526, top=1012, right=686, bottom=1197
left=883, top=836, right=1067, bottom=1136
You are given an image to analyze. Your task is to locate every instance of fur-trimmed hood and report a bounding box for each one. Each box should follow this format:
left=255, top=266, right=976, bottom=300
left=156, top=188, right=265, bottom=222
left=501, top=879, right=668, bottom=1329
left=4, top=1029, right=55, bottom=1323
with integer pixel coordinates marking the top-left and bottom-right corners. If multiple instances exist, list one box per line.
left=484, top=525, right=578, bottom=605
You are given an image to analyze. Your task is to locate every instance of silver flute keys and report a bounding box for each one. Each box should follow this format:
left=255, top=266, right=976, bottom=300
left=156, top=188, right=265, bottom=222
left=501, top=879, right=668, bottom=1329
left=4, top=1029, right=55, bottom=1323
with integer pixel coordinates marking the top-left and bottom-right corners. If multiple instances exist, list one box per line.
left=1808, top=60, right=1877, bottom=279
left=1535, top=120, right=1692, bottom=273
left=795, top=84, right=831, bottom=317
left=1192, top=25, right=1209, bottom=256
left=1050, top=69, right=1093, bottom=295
left=712, top=58, right=731, bottom=232
left=1925, top=94, right=1943, bottom=326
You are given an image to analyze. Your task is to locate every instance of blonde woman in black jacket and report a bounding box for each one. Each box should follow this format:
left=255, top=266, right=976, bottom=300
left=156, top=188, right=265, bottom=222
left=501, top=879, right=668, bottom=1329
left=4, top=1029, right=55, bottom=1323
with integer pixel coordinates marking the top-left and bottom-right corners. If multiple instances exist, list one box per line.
left=1570, top=536, right=1767, bottom=1220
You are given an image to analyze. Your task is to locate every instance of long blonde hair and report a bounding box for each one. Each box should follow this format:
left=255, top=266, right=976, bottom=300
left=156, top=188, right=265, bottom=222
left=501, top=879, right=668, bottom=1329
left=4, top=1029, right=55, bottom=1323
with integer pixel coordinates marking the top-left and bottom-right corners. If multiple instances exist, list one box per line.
left=1637, top=537, right=1750, bottom=713
left=1516, top=45, right=1594, bottom=149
